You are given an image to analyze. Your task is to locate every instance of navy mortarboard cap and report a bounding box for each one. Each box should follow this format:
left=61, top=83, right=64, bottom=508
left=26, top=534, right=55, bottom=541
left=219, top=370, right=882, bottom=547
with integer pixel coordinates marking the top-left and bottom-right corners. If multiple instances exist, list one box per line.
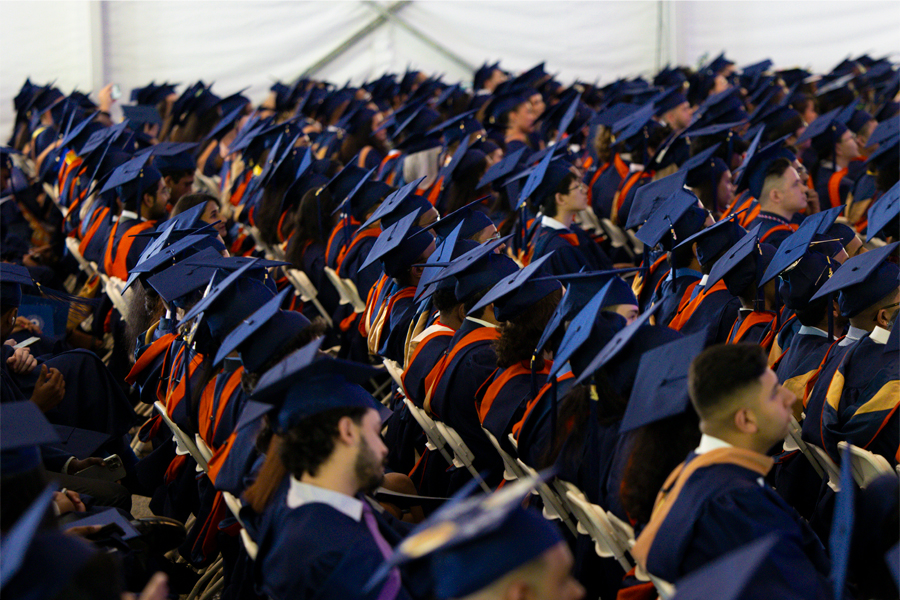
left=1, top=486, right=98, bottom=599
left=864, top=131, right=899, bottom=171
left=360, top=211, right=434, bottom=279
left=486, top=89, right=533, bottom=128
left=321, top=164, right=369, bottom=204
left=571, top=301, right=661, bottom=386
left=425, top=198, right=493, bottom=241
left=625, top=170, right=688, bottom=230
left=654, top=65, right=687, bottom=88
left=360, top=177, right=429, bottom=230
left=182, top=252, right=287, bottom=273
left=144, top=246, right=221, bottom=306
left=734, top=138, right=796, bottom=199
left=550, top=279, right=625, bottom=379
left=534, top=267, right=639, bottom=354
left=121, top=104, right=162, bottom=128
left=253, top=337, right=387, bottom=428
left=706, top=52, right=734, bottom=75
left=654, top=86, right=689, bottom=116
left=777, top=68, right=812, bottom=87
left=131, top=82, right=177, bottom=106
left=346, top=179, right=394, bottom=223
left=846, top=108, right=874, bottom=135
left=214, top=287, right=311, bottom=373
left=673, top=212, right=747, bottom=266
left=124, top=227, right=224, bottom=291
left=671, top=534, right=789, bottom=600
left=759, top=207, right=842, bottom=286
left=795, top=107, right=847, bottom=155
left=145, top=141, right=198, bottom=174
left=0, top=401, right=60, bottom=475
left=830, top=445, right=855, bottom=600
left=470, top=253, right=562, bottom=321
left=178, top=259, right=276, bottom=344
left=591, top=102, right=640, bottom=128
left=867, top=115, right=899, bottom=148
left=518, top=148, right=569, bottom=209
left=414, top=223, right=467, bottom=302
left=98, top=152, right=162, bottom=207
left=682, top=143, right=724, bottom=185
left=57, top=112, right=101, bottom=151
left=777, top=250, right=835, bottom=309
left=477, top=146, right=527, bottom=189
left=77, top=119, right=128, bottom=159
left=0, top=263, right=34, bottom=309
left=636, top=188, right=707, bottom=250
left=706, top=227, right=776, bottom=297
left=217, top=89, right=251, bottom=117
left=425, top=235, right=516, bottom=302
left=610, top=102, right=657, bottom=147
left=367, top=473, right=562, bottom=600
left=203, top=105, right=245, bottom=144
left=866, top=181, right=899, bottom=242
left=331, top=165, right=374, bottom=214
left=474, top=61, right=502, bottom=90
left=427, top=109, right=482, bottom=141
left=811, top=242, right=900, bottom=317
left=620, top=330, right=707, bottom=433
left=694, top=87, right=747, bottom=126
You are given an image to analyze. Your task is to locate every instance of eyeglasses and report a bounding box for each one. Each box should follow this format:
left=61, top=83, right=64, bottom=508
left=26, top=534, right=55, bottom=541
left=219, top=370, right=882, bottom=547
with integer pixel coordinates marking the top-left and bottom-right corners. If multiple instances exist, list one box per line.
left=161, top=186, right=172, bottom=197
left=568, top=182, right=587, bottom=193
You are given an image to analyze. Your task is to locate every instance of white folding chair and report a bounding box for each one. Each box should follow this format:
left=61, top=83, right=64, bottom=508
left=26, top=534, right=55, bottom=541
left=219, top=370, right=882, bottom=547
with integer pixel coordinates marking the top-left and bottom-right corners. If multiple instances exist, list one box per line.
left=562, top=484, right=632, bottom=571
left=784, top=415, right=825, bottom=479
left=65, top=236, right=97, bottom=277
left=153, top=401, right=209, bottom=473
left=324, top=267, right=367, bottom=313
left=514, top=458, right=578, bottom=536
left=432, top=420, right=492, bottom=493
left=403, top=398, right=456, bottom=467
left=285, top=268, right=333, bottom=327
left=101, top=274, right=132, bottom=324
left=839, top=441, right=894, bottom=488
left=807, top=443, right=842, bottom=492
left=481, top=427, right=526, bottom=482
left=383, top=358, right=405, bottom=389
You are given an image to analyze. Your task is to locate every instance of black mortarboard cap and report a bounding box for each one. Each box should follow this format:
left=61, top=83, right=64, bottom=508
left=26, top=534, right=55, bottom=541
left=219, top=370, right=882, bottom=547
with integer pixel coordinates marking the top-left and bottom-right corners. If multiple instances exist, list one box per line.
left=810, top=242, right=900, bottom=317
left=625, top=170, right=688, bottom=230
left=359, top=211, right=434, bottom=278
left=866, top=181, right=899, bottom=242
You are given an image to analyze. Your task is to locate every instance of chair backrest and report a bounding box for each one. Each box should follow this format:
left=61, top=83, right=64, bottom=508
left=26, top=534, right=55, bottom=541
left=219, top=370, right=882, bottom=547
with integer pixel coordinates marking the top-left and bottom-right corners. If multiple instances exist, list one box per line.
left=324, top=267, right=366, bottom=312
left=432, top=420, right=492, bottom=493
left=383, top=358, right=405, bottom=389
left=785, top=416, right=826, bottom=479
left=514, top=458, right=578, bottom=536
left=102, top=274, right=132, bottom=323
left=154, top=401, right=208, bottom=472
left=807, top=443, right=842, bottom=492
left=403, top=398, right=456, bottom=467
left=562, top=484, right=633, bottom=571
left=481, top=427, right=525, bottom=482
left=839, top=441, right=894, bottom=488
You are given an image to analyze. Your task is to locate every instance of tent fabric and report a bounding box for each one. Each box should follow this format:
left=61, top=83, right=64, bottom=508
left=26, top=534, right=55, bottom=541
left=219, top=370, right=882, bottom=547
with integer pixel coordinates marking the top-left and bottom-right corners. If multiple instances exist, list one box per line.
left=2, top=0, right=899, bottom=137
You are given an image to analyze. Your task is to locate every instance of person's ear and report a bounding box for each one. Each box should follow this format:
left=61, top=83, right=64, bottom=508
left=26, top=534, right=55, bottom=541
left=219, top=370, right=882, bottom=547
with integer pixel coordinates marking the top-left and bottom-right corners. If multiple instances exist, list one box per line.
left=733, top=406, right=758, bottom=434
left=455, top=304, right=466, bottom=323
left=555, top=192, right=565, bottom=207
left=336, top=416, right=358, bottom=446
left=163, top=175, right=175, bottom=189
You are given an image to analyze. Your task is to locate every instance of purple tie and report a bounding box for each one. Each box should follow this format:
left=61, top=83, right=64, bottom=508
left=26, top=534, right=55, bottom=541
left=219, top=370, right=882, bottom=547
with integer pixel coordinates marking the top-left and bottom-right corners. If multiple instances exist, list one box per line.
left=362, top=501, right=402, bottom=600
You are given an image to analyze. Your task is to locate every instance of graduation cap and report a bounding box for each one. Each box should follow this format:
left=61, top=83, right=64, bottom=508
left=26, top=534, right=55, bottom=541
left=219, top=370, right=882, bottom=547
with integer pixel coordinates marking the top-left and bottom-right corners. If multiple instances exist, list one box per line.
left=360, top=177, right=429, bottom=230
left=177, top=258, right=276, bottom=346
left=485, top=88, right=533, bottom=129
left=143, top=141, right=198, bottom=174
left=810, top=241, right=900, bottom=316
left=0, top=401, right=61, bottom=475
left=867, top=115, right=900, bottom=149
left=469, top=253, right=561, bottom=322
left=619, top=329, right=707, bottom=434
left=359, top=211, right=434, bottom=279
left=670, top=534, right=788, bottom=600
left=413, top=222, right=468, bottom=302
left=49, top=425, right=110, bottom=461
left=437, top=133, right=473, bottom=183
left=625, top=170, right=688, bottom=231
left=203, top=105, right=246, bottom=144
left=653, top=85, right=689, bottom=116
left=591, top=102, right=640, bottom=128
left=0, top=263, right=34, bottom=309
left=321, top=164, right=369, bottom=205
left=144, top=247, right=221, bottom=307
left=535, top=267, right=639, bottom=354
left=332, top=168, right=388, bottom=221
left=425, top=235, right=518, bottom=303
left=477, top=146, right=527, bottom=189
left=121, top=104, right=162, bottom=128
left=253, top=337, right=387, bottom=429
left=636, top=188, right=708, bottom=251
left=0, top=486, right=98, bottom=599
left=427, top=109, right=483, bottom=146
left=213, top=287, right=312, bottom=372
left=705, top=226, right=776, bottom=299
left=131, top=82, right=178, bottom=106
left=694, top=86, right=747, bottom=126
left=759, top=206, right=843, bottom=286
left=57, top=112, right=102, bottom=151
left=866, top=181, right=899, bottom=242
left=98, top=152, right=162, bottom=208
left=123, top=228, right=224, bottom=292
left=474, top=61, right=503, bottom=90
left=366, top=473, right=562, bottom=600
left=795, top=107, right=847, bottom=157
left=425, top=197, right=494, bottom=242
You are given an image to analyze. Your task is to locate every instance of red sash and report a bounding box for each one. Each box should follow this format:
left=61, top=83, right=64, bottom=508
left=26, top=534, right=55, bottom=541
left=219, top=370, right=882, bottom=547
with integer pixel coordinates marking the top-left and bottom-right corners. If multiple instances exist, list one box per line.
left=477, top=360, right=552, bottom=424
left=668, top=280, right=728, bottom=331
left=198, top=367, right=244, bottom=448
left=104, top=219, right=156, bottom=280
left=759, top=223, right=798, bottom=244
left=827, top=167, right=849, bottom=209
left=727, top=310, right=776, bottom=349
left=336, top=227, right=379, bottom=273
left=125, top=333, right=177, bottom=385
left=511, top=372, right=574, bottom=439
left=401, top=326, right=454, bottom=400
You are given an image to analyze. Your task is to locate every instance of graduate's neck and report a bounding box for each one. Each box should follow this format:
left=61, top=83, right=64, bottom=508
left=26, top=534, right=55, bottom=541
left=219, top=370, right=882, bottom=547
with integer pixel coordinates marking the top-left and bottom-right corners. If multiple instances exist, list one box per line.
left=300, top=455, right=360, bottom=497
left=700, top=424, right=768, bottom=455
left=553, top=210, right=576, bottom=229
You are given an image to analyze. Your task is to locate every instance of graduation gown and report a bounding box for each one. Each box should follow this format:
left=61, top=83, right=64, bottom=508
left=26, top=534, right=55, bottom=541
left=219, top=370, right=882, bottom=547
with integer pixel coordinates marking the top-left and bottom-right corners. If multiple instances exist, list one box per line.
left=428, top=318, right=504, bottom=489
left=476, top=360, right=551, bottom=449
left=529, top=221, right=613, bottom=276
left=513, top=373, right=576, bottom=469
left=801, top=335, right=861, bottom=449
left=102, top=215, right=157, bottom=279
left=298, top=240, right=341, bottom=321
left=652, top=268, right=702, bottom=327
left=250, top=481, right=422, bottom=600
left=747, top=211, right=798, bottom=248
left=726, top=309, right=777, bottom=350
left=820, top=331, right=899, bottom=464
left=774, top=328, right=835, bottom=405
left=672, top=280, right=741, bottom=344
left=336, top=227, right=381, bottom=304
left=401, top=324, right=454, bottom=408
left=638, top=449, right=832, bottom=598
left=589, top=153, right=630, bottom=220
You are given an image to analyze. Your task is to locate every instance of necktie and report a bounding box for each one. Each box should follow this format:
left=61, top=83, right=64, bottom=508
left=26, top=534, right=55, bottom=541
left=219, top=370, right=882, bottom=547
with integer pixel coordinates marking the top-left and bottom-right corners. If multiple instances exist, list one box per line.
left=361, top=501, right=402, bottom=600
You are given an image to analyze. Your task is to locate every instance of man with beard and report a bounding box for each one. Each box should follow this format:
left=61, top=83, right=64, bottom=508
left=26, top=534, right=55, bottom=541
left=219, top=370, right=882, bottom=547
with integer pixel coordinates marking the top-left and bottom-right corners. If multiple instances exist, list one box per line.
left=248, top=340, right=428, bottom=600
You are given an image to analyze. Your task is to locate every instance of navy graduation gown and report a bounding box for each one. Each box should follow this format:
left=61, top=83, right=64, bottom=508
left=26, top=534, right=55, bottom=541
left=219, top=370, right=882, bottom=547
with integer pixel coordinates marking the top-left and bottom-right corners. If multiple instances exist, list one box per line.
left=747, top=211, right=797, bottom=248
left=251, top=482, right=421, bottom=600
left=477, top=360, right=549, bottom=448
left=645, top=455, right=832, bottom=597
left=653, top=268, right=702, bottom=327
left=402, top=327, right=453, bottom=408
left=530, top=222, right=613, bottom=276
left=591, top=155, right=629, bottom=220
left=775, top=330, right=834, bottom=405
left=678, top=284, right=741, bottom=345
left=820, top=334, right=899, bottom=464
left=801, top=338, right=858, bottom=449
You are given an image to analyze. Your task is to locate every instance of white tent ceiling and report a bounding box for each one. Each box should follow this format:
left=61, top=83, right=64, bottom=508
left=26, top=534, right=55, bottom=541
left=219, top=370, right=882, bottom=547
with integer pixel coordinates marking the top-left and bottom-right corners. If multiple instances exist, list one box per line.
left=2, top=0, right=898, bottom=137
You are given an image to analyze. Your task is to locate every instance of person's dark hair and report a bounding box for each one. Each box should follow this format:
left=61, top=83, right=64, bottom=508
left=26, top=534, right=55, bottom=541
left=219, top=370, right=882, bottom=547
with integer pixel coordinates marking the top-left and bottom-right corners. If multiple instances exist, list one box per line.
left=875, top=158, right=900, bottom=193
left=280, top=407, right=368, bottom=479
left=794, top=296, right=830, bottom=327
left=789, top=94, right=814, bottom=117
left=670, top=242, right=696, bottom=270
left=688, top=343, right=767, bottom=420
left=240, top=318, right=328, bottom=393
left=432, top=287, right=460, bottom=314
left=765, top=113, right=804, bottom=144
left=339, top=125, right=388, bottom=167
left=170, top=109, right=220, bottom=144
left=761, top=157, right=793, bottom=195
left=256, top=179, right=294, bottom=246
left=124, top=280, right=168, bottom=353
left=592, top=125, right=614, bottom=166
left=285, top=187, right=337, bottom=268
left=52, top=551, right=124, bottom=600
left=445, top=153, right=489, bottom=214
left=539, top=171, right=578, bottom=218
left=692, top=177, right=718, bottom=215
left=464, top=289, right=490, bottom=320
left=619, top=410, right=701, bottom=525
left=493, top=288, right=562, bottom=369
left=171, top=192, right=218, bottom=217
